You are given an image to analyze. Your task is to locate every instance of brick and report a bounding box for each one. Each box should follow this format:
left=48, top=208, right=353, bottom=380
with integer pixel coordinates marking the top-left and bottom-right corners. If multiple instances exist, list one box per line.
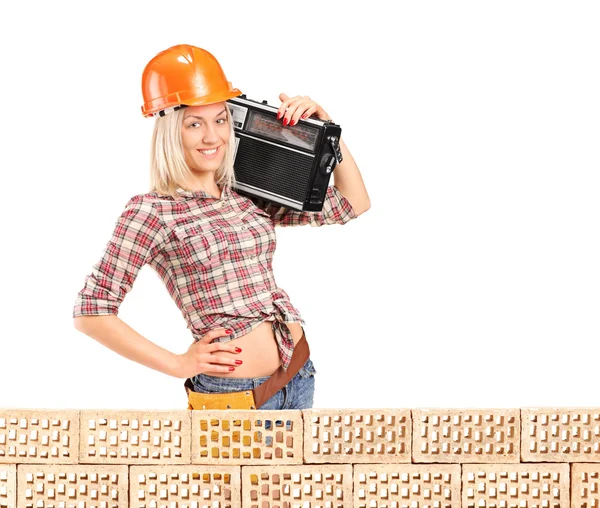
left=17, top=464, right=128, bottom=507
left=0, top=410, right=79, bottom=464
left=242, top=464, right=352, bottom=507
left=521, top=408, right=600, bottom=462
left=303, top=409, right=411, bottom=463
left=191, top=410, right=303, bottom=464
left=463, top=463, right=569, bottom=508
left=412, top=408, right=520, bottom=463
left=130, top=465, right=240, bottom=507
left=0, top=465, right=16, bottom=508
left=354, top=464, right=461, bottom=508
left=80, top=410, right=191, bottom=464
left=571, top=463, right=600, bottom=508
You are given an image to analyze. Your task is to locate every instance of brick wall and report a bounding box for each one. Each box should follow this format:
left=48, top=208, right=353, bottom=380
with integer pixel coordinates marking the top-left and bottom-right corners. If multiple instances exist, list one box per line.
left=1, top=408, right=599, bottom=507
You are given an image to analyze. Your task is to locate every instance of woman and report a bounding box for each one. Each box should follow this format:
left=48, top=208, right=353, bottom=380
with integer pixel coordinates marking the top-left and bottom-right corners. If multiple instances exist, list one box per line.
left=73, top=44, right=370, bottom=410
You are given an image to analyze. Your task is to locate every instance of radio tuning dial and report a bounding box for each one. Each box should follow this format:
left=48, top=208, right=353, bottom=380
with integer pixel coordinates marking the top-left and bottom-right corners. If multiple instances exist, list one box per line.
left=261, top=100, right=268, bottom=104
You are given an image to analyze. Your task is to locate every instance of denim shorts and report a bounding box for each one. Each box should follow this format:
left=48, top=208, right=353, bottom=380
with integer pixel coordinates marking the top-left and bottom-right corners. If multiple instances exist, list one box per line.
left=190, top=357, right=317, bottom=410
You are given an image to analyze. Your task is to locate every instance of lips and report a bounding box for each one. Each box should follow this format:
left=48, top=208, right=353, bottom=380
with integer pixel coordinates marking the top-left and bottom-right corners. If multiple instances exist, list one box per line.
left=197, top=146, right=221, bottom=156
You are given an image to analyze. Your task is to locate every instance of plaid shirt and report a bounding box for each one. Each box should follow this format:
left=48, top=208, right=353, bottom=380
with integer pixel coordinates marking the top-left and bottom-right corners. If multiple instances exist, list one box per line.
left=73, top=184, right=357, bottom=371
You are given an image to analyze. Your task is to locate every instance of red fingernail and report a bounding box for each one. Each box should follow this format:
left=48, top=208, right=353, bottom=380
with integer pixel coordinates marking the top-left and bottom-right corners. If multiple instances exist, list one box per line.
left=302, top=113, right=308, bottom=119
left=277, top=112, right=281, bottom=119
left=283, top=118, right=288, bottom=126
left=235, top=360, right=243, bottom=365
left=226, top=329, right=232, bottom=334
left=229, top=366, right=235, bottom=371
left=290, top=119, right=296, bottom=126
left=235, top=347, right=242, bottom=352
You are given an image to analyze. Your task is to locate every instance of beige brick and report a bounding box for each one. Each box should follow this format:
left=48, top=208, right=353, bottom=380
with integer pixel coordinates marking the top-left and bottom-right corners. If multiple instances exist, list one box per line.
left=242, top=464, right=352, bottom=507
left=191, top=410, right=303, bottom=464
left=521, top=408, right=600, bottom=462
left=572, top=463, right=600, bottom=508
left=463, top=463, right=569, bottom=508
left=80, top=410, right=191, bottom=464
left=412, top=408, right=520, bottom=463
left=130, top=465, right=240, bottom=507
left=18, top=464, right=128, bottom=507
left=354, top=464, right=461, bottom=508
left=0, top=410, right=79, bottom=464
left=303, top=409, right=411, bottom=464
left=0, top=465, right=16, bottom=508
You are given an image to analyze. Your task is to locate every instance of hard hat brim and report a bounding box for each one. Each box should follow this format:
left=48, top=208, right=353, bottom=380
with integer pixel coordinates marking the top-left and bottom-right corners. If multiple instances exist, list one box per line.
left=142, top=88, right=243, bottom=117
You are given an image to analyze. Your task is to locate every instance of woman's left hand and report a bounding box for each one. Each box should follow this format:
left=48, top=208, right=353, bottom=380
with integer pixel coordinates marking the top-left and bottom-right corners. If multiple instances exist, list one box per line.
left=277, top=93, right=332, bottom=126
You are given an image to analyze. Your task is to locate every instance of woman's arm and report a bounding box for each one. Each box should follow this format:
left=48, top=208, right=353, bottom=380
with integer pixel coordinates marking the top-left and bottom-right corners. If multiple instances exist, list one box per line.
left=74, top=314, right=182, bottom=377
left=74, top=315, right=241, bottom=379
left=331, top=136, right=371, bottom=216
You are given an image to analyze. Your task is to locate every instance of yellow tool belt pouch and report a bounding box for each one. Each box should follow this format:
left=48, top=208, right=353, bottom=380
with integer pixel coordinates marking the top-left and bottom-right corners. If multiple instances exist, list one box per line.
left=184, top=379, right=257, bottom=410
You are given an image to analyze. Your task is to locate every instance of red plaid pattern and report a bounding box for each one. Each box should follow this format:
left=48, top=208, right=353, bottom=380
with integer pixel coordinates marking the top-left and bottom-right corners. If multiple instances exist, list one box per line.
left=73, top=184, right=357, bottom=371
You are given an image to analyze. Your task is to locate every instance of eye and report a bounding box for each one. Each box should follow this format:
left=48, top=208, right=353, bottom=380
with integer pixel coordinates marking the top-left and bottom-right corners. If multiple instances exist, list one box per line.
left=217, top=117, right=227, bottom=124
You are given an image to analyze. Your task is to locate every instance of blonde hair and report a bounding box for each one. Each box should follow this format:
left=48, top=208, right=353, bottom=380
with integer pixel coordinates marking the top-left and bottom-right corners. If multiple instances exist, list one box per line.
left=149, top=104, right=237, bottom=197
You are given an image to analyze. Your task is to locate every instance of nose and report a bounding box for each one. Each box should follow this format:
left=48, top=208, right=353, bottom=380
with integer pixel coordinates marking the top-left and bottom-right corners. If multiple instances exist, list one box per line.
left=202, top=123, right=220, bottom=144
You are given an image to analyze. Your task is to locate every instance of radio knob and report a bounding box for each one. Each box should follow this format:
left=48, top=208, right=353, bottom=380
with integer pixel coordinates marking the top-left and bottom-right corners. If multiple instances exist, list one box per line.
left=261, top=100, right=268, bottom=104
left=321, top=154, right=336, bottom=174
left=240, top=94, right=247, bottom=99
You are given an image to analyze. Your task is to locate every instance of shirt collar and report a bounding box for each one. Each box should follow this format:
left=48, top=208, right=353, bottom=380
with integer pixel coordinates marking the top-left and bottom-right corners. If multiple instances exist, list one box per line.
left=176, top=183, right=230, bottom=201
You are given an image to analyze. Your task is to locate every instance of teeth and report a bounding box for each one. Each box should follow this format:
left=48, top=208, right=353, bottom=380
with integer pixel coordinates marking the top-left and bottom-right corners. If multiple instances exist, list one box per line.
left=199, top=148, right=218, bottom=155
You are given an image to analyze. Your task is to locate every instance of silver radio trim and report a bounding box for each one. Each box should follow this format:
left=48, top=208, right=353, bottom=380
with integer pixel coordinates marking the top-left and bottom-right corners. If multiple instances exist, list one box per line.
left=234, top=181, right=304, bottom=209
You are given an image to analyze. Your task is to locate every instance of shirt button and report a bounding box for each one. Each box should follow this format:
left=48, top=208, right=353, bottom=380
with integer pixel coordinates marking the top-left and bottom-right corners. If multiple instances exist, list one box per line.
left=241, top=225, right=247, bottom=230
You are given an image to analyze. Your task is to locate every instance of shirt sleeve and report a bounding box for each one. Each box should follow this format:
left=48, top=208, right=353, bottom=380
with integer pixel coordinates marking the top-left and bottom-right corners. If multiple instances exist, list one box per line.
left=72, top=196, right=167, bottom=317
left=264, top=185, right=357, bottom=227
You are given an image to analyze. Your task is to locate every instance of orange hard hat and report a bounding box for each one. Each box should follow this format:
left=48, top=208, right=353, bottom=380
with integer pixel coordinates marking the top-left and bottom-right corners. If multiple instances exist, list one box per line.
left=141, top=44, right=242, bottom=117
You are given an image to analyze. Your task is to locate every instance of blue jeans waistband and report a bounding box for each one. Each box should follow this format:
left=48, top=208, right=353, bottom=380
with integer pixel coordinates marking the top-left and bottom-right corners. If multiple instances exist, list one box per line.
left=191, top=357, right=316, bottom=392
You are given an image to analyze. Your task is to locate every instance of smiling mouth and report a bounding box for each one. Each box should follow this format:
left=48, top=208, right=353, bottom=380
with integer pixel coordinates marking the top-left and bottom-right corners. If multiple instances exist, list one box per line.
left=198, top=146, right=221, bottom=155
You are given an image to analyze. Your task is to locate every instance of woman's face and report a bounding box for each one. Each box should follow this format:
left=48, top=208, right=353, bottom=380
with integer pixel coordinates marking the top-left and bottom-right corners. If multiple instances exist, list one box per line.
left=181, top=102, right=230, bottom=175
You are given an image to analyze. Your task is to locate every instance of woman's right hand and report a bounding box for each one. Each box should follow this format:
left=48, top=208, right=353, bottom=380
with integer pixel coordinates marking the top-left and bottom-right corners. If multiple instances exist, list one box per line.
left=176, top=327, right=243, bottom=379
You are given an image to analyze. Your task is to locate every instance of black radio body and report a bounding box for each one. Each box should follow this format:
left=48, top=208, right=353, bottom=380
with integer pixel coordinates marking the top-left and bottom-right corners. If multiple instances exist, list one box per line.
left=226, top=95, right=343, bottom=212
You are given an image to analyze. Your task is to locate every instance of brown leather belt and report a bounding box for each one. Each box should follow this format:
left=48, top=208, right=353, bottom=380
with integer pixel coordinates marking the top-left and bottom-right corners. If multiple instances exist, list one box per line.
left=184, top=332, right=310, bottom=410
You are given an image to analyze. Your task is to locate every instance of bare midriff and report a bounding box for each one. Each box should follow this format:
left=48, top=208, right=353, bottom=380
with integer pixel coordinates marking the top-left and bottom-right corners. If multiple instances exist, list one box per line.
left=210, top=321, right=304, bottom=378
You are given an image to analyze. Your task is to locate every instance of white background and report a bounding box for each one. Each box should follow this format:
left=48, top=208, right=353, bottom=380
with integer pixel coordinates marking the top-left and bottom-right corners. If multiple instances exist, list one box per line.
left=1, top=1, right=598, bottom=410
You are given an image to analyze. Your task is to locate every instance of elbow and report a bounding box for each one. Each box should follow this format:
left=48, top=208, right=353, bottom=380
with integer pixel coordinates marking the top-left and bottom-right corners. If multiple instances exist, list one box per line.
left=353, top=198, right=371, bottom=217
left=74, top=314, right=114, bottom=334
left=74, top=315, right=94, bottom=334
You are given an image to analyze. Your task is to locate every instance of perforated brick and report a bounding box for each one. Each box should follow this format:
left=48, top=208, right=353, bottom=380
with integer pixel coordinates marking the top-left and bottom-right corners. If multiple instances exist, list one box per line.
left=522, top=408, right=600, bottom=462
left=0, top=410, right=79, bottom=464
left=354, top=464, right=461, bottom=508
left=191, top=410, right=303, bottom=464
left=303, top=409, right=411, bottom=463
left=572, top=463, right=600, bottom=508
left=462, top=463, right=570, bottom=508
left=412, top=408, right=520, bottom=463
left=17, top=464, right=128, bottom=508
left=130, top=465, right=241, bottom=507
left=0, top=465, right=16, bottom=508
left=242, top=465, right=352, bottom=507
left=80, top=410, right=191, bottom=464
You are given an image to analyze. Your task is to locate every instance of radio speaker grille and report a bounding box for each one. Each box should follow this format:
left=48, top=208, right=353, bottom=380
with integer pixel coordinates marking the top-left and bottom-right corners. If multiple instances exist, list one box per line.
left=233, top=136, right=314, bottom=202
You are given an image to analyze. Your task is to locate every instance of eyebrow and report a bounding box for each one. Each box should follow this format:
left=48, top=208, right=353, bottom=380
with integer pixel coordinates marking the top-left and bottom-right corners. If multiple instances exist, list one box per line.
left=184, top=108, right=227, bottom=120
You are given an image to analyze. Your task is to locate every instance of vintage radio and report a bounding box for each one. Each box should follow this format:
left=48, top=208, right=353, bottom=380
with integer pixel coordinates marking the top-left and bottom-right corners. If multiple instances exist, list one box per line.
left=226, top=94, right=343, bottom=211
